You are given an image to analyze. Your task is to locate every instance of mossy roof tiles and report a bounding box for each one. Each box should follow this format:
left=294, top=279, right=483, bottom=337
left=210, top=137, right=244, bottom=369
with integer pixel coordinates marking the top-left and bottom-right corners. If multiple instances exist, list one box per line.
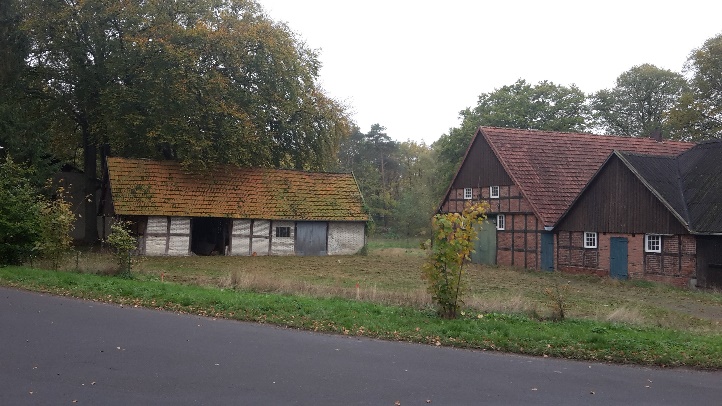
left=107, top=157, right=368, bottom=221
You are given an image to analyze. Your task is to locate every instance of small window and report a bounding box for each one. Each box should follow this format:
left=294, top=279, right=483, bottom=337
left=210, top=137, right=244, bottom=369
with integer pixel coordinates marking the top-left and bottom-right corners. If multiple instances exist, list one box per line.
left=490, top=186, right=500, bottom=199
left=584, top=232, right=597, bottom=249
left=275, top=226, right=291, bottom=238
left=496, top=214, right=505, bottom=230
left=645, top=234, right=661, bottom=253
left=463, top=188, right=473, bottom=200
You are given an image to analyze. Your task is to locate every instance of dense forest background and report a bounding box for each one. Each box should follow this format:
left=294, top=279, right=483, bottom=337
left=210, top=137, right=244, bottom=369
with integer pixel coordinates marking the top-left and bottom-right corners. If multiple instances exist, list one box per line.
left=2, top=0, right=721, bottom=240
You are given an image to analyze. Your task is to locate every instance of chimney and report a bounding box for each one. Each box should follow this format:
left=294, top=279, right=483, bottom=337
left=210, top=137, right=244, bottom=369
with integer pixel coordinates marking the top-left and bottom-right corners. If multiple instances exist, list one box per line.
left=650, top=127, right=662, bottom=142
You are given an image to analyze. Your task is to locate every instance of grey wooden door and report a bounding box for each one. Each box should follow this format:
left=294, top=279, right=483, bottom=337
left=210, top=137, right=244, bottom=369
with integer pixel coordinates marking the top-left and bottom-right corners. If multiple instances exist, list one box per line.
left=470, top=220, right=496, bottom=265
left=295, top=222, right=328, bottom=256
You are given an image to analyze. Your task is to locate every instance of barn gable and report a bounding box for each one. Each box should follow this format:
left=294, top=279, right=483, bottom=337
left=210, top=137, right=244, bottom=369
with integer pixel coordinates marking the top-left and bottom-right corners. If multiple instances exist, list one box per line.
left=555, top=153, right=688, bottom=235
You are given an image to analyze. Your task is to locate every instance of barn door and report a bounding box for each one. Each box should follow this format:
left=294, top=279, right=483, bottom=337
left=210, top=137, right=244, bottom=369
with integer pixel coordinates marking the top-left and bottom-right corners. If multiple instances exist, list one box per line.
left=541, top=232, right=554, bottom=271
left=471, top=220, right=496, bottom=265
left=296, top=222, right=328, bottom=256
left=610, top=237, right=628, bottom=280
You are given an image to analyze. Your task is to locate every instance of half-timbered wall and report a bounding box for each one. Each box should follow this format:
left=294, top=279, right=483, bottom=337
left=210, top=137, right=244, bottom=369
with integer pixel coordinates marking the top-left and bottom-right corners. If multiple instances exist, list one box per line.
left=271, top=221, right=295, bottom=255
left=141, top=216, right=190, bottom=256
left=557, top=231, right=696, bottom=286
left=444, top=184, right=542, bottom=269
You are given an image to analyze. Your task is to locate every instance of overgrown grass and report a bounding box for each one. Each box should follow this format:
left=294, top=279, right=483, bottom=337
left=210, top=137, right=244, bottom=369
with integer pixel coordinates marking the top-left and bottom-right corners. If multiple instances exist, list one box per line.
left=1, top=265, right=721, bottom=369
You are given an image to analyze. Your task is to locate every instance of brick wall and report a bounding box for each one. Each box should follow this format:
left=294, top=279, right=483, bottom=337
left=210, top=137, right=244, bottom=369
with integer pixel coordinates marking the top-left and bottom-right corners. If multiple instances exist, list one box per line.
left=557, top=231, right=696, bottom=287
left=328, top=222, right=365, bottom=255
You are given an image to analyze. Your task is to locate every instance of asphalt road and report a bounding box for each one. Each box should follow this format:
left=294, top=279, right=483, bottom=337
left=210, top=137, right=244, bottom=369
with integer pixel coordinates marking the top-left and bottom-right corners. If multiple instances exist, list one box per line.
left=1, top=287, right=720, bottom=405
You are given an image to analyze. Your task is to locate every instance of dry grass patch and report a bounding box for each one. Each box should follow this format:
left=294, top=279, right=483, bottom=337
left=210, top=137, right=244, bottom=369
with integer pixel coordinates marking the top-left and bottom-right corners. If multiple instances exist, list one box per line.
left=32, top=239, right=722, bottom=333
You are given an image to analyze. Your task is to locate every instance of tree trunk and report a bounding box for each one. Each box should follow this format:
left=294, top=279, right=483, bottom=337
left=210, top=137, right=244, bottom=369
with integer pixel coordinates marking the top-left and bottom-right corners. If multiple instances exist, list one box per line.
left=83, top=129, right=98, bottom=244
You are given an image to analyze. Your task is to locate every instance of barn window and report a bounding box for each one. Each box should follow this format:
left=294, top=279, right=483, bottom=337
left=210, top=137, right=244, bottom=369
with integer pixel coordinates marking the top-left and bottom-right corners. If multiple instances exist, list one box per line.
left=645, top=234, right=661, bottom=253
left=490, top=186, right=500, bottom=199
left=275, top=226, right=291, bottom=238
left=496, top=214, right=506, bottom=230
left=463, top=188, right=473, bottom=200
left=584, top=232, right=597, bottom=249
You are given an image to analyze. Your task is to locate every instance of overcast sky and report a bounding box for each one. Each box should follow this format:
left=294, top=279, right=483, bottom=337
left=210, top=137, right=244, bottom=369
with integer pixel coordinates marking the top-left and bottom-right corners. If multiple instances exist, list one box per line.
left=259, top=1, right=722, bottom=144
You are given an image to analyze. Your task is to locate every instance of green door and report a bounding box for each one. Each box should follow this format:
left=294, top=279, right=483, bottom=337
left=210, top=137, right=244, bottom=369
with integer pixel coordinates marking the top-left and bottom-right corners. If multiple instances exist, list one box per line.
left=610, top=237, right=628, bottom=279
left=471, top=220, right=496, bottom=265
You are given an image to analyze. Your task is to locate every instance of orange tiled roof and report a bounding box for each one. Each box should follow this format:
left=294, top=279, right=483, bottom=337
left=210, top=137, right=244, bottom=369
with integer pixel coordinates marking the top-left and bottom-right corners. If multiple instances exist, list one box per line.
left=106, top=157, right=368, bottom=221
left=457, top=127, right=694, bottom=226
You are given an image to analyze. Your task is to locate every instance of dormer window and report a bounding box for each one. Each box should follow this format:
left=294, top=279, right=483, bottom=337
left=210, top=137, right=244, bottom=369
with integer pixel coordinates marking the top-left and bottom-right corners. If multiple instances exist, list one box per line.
left=490, top=186, right=500, bottom=199
left=463, top=188, right=473, bottom=200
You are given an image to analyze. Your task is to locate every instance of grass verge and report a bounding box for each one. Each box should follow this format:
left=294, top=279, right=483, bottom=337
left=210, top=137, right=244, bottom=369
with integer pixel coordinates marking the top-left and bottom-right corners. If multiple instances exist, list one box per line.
left=2, top=265, right=721, bottom=370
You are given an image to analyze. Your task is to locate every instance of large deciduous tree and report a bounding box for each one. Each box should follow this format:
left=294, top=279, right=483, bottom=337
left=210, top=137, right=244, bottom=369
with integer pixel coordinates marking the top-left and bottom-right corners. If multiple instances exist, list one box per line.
left=14, top=0, right=350, bottom=242
left=591, top=64, right=688, bottom=138
left=668, top=34, right=722, bottom=140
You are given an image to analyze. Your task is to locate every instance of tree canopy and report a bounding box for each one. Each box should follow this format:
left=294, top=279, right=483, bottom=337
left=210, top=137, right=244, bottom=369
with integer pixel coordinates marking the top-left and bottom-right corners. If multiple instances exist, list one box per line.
left=15, top=0, right=350, bottom=170
left=668, top=33, right=722, bottom=140
left=591, top=64, right=688, bottom=138
left=432, top=79, right=589, bottom=195
left=4, top=0, right=350, bottom=242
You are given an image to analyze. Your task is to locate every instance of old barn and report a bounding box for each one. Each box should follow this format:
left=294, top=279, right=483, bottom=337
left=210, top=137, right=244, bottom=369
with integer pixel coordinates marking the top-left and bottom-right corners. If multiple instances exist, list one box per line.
left=101, top=157, right=368, bottom=256
left=439, top=127, right=693, bottom=274
left=556, top=140, right=722, bottom=288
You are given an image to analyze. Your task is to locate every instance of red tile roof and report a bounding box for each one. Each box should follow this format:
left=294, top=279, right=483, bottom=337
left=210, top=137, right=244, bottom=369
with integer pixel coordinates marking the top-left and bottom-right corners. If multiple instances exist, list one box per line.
left=106, top=157, right=368, bottom=221
left=454, top=127, right=694, bottom=227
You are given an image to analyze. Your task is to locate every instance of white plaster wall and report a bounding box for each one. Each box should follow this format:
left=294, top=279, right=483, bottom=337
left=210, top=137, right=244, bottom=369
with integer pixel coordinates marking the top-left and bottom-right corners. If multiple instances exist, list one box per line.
left=328, top=222, right=365, bottom=255
left=270, top=221, right=295, bottom=255
left=167, top=217, right=190, bottom=256
left=146, top=216, right=168, bottom=234
left=230, top=219, right=252, bottom=256
left=251, top=220, right=270, bottom=256
left=145, top=236, right=167, bottom=256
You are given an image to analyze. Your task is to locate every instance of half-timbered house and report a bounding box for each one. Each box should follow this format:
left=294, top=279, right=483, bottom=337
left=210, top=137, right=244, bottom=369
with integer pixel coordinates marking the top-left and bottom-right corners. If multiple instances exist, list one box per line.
left=439, top=127, right=693, bottom=271
left=101, top=157, right=368, bottom=256
left=555, top=140, right=722, bottom=288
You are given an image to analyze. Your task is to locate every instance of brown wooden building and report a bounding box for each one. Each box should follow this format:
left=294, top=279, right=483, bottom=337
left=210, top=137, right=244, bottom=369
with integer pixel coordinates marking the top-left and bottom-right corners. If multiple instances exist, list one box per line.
left=439, top=127, right=693, bottom=273
left=556, top=141, right=722, bottom=288
left=101, top=157, right=368, bottom=256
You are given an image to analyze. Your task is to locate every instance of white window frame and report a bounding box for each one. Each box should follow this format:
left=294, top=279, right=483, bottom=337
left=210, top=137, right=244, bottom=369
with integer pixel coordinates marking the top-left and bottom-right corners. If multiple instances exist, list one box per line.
left=584, top=232, right=597, bottom=249
left=490, top=186, right=500, bottom=199
left=275, top=226, right=291, bottom=238
left=496, top=214, right=505, bottom=230
left=645, top=234, right=662, bottom=253
left=463, top=188, right=473, bottom=200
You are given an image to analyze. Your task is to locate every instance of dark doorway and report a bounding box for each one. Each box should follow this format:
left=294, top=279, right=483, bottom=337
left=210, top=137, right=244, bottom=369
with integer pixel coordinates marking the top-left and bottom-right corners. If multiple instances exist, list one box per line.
left=296, top=222, right=328, bottom=256
left=610, top=237, right=628, bottom=279
left=697, top=236, right=722, bottom=289
left=191, top=218, right=230, bottom=256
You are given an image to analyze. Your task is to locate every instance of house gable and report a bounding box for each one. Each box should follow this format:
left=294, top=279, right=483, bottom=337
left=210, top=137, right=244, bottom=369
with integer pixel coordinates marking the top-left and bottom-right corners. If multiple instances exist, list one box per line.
left=555, top=154, right=688, bottom=235
left=451, top=132, right=513, bottom=189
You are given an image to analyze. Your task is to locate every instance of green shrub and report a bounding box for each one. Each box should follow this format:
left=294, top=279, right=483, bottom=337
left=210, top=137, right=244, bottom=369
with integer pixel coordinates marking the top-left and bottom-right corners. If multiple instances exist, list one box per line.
left=35, top=185, right=75, bottom=270
left=0, top=156, right=42, bottom=265
left=422, top=202, right=487, bottom=319
left=105, top=220, right=137, bottom=278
